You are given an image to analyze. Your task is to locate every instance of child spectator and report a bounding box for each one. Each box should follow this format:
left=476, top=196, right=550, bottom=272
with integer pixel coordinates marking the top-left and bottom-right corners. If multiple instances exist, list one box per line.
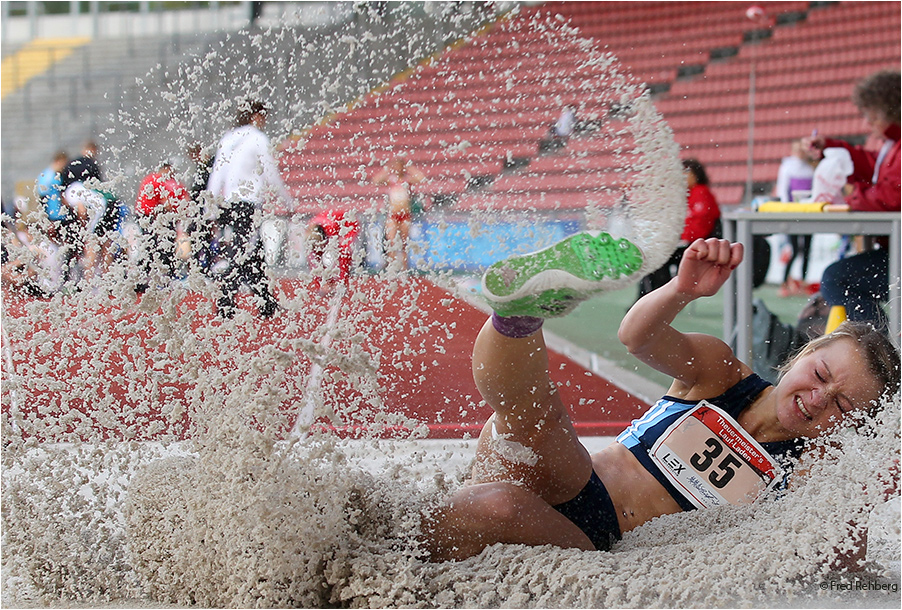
left=774, top=140, right=818, bottom=297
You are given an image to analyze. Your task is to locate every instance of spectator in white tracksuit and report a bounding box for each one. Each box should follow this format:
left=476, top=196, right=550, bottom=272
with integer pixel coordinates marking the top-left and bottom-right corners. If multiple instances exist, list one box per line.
left=207, top=100, right=292, bottom=318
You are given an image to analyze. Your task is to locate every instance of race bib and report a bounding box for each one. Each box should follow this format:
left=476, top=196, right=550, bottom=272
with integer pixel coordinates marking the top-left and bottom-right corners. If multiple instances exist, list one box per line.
left=649, top=401, right=783, bottom=509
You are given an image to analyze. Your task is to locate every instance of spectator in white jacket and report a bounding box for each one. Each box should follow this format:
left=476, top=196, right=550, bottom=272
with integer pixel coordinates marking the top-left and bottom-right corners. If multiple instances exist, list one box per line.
left=207, top=100, right=292, bottom=318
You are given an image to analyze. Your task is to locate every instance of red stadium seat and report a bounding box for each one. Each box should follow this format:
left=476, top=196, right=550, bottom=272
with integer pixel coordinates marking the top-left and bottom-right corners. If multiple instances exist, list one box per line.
left=281, top=0, right=899, bottom=213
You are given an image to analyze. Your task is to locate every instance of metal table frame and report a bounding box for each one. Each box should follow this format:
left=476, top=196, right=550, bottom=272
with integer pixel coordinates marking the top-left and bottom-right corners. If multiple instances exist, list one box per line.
left=722, top=210, right=901, bottom=362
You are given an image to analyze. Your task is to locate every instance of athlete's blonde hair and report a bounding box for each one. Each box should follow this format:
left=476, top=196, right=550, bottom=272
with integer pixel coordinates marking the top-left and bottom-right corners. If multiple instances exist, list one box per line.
left=779, top=321, right=900, bottom=411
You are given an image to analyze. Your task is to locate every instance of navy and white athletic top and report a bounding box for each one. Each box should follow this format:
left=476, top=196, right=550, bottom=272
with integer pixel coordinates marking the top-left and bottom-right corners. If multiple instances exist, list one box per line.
left=616, top=373, right=805, bottom=511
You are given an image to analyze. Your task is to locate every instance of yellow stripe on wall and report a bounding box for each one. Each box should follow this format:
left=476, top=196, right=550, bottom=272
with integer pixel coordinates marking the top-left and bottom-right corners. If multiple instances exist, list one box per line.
left=1, top=37, right=91, bottom=100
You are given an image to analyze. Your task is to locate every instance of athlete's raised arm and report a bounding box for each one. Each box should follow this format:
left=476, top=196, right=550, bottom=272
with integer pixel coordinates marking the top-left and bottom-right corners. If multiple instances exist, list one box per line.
left=618, top=238, right=746, bottom=397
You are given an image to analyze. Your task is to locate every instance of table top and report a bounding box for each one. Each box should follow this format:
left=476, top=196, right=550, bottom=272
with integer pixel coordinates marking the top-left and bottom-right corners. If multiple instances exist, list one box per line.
left=722, top=209, right=900, bottom=234
left=722, top=208, right=900, bottom=363
left=724, top=209, right=899, bottom=220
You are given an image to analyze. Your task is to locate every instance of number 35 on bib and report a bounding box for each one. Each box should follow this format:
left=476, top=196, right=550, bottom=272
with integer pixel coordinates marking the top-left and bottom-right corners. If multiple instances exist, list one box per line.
left=650, top=401, right=784, bottom=509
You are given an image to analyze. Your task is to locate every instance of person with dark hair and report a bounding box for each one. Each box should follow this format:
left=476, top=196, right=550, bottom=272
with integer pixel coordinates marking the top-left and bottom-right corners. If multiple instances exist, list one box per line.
left=58, top=141, right=122, bottom=283
left=803, top=69, right=901, bottom=326
left=636, top=158, right=721, bottom=299
left=60, top=140, right=102, bottom=191
left=187, top=143, right=214, bottom=202
left=207, top=99, right=292, bottom=318
left=187, top=143, right=217, bottom=273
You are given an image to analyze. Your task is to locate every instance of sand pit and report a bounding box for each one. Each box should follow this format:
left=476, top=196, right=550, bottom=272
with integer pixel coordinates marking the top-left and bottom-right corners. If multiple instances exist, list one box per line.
left=3, top=412, right=899, bottom=608
left=3, top=6, right=900, bottom=609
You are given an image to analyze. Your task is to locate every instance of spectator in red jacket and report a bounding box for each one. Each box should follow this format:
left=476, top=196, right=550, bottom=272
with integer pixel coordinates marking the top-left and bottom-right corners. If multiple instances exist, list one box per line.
left=803, top=69, right=900, bottom=328
left=636, top=158, right=721, bottom=299
left=135, top=162, right=189, bottom=292
left=805, top=70, right=900, bottom=212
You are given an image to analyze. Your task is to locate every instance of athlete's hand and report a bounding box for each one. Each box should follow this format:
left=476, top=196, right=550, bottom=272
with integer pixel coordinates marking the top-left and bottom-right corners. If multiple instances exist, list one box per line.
left=674, top=238, right=743, bottom=298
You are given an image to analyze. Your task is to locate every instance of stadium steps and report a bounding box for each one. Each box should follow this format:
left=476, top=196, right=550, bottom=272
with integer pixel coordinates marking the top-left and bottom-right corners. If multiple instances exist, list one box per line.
left=284, top=5, right=652, bottom=215
left=454, top=1, right=817, bottom=212
left=535, top=0, right=899, bottom=204
left=648, top=1, right=899, bottom=202
left=0, top=37, right=91, bottom=100
left=282, top=15, right=577, bottom=214
left=283, top=0, right=899, bottom=214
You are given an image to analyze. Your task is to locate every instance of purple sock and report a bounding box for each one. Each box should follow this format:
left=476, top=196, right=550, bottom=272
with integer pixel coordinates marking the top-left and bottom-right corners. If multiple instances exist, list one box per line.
left=491, top=312, right=544, bottom=338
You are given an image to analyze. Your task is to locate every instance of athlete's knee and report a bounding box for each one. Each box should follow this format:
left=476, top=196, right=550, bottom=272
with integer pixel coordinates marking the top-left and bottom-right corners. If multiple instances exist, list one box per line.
left=464, top=482, right=540, bottom=531
left=424, top=482, right=533, bottom=560
left=445, top=482, right=527, bottom=528
left=422, top=485, right=498, bottom=561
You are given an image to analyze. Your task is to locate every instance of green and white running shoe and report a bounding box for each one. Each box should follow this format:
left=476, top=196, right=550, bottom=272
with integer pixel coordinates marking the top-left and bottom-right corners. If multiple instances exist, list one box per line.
left=481, top=231, right=643, bottom=318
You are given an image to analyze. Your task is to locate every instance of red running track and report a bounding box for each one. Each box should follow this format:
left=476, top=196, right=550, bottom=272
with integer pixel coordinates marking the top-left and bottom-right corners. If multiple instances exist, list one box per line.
left=1, top=277, right=649, bottom=442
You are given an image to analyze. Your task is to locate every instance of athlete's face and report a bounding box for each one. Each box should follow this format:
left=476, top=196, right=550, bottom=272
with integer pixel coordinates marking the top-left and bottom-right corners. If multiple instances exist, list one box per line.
left=774, top=338, right=883, bottom=438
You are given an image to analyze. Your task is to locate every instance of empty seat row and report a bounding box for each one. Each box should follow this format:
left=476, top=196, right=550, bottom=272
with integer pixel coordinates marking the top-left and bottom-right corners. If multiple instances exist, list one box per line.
left=771, top=16, right=900, bottom=45
left=805, top=1, right=899, bottom=25
left=282, top=0, right=898, bottom=212
left=669, top=60, right=893, bottom=97
left=709, top=45, right=898, bottom=79
left=672, top=115, right=864, bottom=149
left=555, top=2, right=803, bottom=36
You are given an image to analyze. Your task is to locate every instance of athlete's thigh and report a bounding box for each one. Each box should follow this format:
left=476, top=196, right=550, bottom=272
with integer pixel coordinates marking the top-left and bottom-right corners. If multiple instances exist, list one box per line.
left=470, top=400, right=592, bottom=505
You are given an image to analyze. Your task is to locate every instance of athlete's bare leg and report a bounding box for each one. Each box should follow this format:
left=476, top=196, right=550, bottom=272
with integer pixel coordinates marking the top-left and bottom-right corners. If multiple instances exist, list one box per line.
left=422, top=318, right=594, bottom=561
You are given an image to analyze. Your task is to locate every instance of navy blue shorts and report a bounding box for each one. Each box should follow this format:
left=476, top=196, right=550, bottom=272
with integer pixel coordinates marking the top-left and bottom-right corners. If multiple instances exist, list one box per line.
left=552, top=470, right=622, bottom=551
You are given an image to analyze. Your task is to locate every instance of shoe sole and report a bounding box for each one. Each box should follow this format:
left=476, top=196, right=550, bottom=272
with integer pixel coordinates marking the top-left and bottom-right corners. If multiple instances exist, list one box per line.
left=481, top=231, right=643, bottom=317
